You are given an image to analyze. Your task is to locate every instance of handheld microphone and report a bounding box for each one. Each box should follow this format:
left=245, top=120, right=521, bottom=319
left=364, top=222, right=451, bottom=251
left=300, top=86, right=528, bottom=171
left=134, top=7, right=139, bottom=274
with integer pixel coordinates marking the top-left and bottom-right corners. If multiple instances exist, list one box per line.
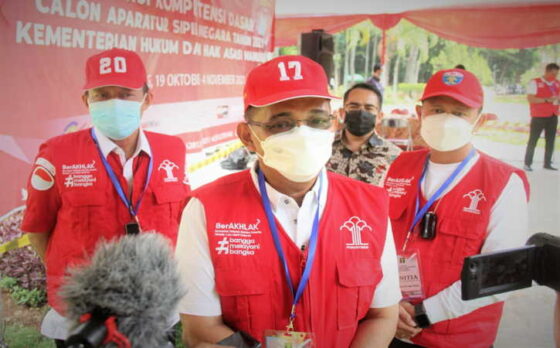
left=60, top=233, right=185, bottom=348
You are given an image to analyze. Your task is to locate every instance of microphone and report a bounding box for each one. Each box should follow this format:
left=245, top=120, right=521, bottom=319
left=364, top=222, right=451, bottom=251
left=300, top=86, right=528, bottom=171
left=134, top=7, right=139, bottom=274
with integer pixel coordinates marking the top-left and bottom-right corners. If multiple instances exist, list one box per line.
left=60, top=233, right=185, bottom=348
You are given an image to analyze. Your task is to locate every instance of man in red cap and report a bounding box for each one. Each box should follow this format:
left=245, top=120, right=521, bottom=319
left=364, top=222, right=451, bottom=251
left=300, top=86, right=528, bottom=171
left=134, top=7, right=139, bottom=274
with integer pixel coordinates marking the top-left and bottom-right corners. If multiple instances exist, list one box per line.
left=384, top=69, right=530, bottom=348
left=175, top=55, right=400, bottom=347
left=22, top=48, right=189, bottom=346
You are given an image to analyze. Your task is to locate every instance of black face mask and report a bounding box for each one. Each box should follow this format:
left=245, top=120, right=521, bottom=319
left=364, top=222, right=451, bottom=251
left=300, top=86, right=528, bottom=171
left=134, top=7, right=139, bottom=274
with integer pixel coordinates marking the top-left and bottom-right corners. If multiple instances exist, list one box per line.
left=344, top=110, right=376, bottom=136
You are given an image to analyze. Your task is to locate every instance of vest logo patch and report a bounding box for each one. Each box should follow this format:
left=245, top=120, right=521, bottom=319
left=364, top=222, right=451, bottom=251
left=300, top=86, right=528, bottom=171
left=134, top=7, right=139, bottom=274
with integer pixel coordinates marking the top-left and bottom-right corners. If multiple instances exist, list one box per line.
left=31, top=157, right=56, bottom=191
left=62, top=161, right=97, bottom=188
left=463, top=189, right=486, bottom=214
left=341, top=216, right=371, bottom=250
left=214, top=219, right=262, bottom=236
left=158, top=159, right=179, bottom=182
left=385, top=176, right=415, bottom=198
left=215, top=236, right=260, bottom=256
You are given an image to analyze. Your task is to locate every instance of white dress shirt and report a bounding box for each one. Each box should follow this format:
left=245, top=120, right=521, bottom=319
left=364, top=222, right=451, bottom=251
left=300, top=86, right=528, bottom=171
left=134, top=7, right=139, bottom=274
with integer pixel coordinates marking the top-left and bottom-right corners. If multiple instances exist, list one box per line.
left=93, top=127, right=152, bottom=192
left=420, top=153, right=529, bottom=324
left=175, top=165, right=401, bottom=317
left=41, top=127, right=154, bottom=339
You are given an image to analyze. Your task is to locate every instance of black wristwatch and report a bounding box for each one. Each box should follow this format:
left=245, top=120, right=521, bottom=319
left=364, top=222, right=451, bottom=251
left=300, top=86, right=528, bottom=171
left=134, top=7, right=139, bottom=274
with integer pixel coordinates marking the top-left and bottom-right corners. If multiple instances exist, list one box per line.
left=414, top=302, right=432, bottom=328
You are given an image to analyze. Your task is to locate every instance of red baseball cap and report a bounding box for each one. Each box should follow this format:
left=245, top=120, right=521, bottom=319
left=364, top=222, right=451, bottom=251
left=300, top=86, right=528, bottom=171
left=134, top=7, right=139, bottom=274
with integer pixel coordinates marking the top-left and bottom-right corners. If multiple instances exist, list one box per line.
left=421, top=69, right=483, bottom=108
left=83, top=48, right=147, bottom=90
left=243, top=55, right=336, bottom=110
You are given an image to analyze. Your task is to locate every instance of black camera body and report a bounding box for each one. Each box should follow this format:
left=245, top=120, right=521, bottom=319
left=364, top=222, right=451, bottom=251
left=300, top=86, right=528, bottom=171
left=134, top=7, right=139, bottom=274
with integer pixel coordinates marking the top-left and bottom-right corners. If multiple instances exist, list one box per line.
left=461, top=233, right=560, bottom=300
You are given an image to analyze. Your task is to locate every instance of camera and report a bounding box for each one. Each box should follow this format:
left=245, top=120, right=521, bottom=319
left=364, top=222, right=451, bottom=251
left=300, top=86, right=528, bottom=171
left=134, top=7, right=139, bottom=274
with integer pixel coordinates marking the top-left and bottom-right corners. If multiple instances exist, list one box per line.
left=461, top=233, right=560, bottom=300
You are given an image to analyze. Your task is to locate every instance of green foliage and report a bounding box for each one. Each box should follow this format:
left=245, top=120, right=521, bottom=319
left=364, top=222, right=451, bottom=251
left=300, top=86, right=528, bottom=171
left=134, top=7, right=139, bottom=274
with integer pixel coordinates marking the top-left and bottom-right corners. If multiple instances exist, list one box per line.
left=430, top=43, right=493, bottom=85
left=398, top=83, right=425, bottom=93
left=278, top=46, right=298, bottom=56
left=286, top=20, right=556, bottom=98
left=0, top=276, right=18, bottom=290
left=0, top=276, right=46, bottom=308
left=5, top=325, right=54, bottom=348
left=493, top=95, right=528, bottom=104
left=10, top=287, right=46, bottom=307
left=175, top=323, right=185, bottom=348
left=481, top=48, right=539, bottom=84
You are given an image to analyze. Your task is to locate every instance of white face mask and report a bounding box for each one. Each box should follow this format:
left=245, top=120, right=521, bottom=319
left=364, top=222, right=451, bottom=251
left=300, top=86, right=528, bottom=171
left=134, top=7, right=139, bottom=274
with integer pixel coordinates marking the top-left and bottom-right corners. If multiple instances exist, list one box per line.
left=420, top=113, right=476, bottom=152
left=251, top=125, right=335, bottom=183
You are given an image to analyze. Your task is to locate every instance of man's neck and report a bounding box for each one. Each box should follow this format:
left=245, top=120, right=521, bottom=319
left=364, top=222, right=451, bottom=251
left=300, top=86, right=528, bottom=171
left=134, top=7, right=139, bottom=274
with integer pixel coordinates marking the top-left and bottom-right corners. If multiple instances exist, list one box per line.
left=259, top=161, right=317, bottom=206
left=113, top=129, right=140, bottom=160
left=429, top=143, right=474, bottom=164
left=343, top=129, right=374, bottom=152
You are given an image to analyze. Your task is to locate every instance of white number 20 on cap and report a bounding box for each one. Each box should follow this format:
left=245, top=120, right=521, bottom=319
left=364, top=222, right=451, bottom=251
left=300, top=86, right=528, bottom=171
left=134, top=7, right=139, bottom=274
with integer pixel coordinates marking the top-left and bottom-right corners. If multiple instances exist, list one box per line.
left=99, top=57, right=127, bottom=75
left=278, top=61, right=303, bottom=81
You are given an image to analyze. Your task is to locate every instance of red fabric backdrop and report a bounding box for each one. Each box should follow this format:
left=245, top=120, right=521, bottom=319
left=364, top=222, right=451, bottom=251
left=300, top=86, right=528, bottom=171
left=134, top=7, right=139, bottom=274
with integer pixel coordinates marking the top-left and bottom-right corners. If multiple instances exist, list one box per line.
left=274, top=3, right=560, bottom=48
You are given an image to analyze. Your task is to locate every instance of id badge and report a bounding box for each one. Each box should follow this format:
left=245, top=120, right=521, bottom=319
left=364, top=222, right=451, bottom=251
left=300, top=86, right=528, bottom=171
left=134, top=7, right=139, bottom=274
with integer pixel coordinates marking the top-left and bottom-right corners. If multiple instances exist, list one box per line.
left=264, top=330, right=314, bottom=348
left=398, top=251, right=425, bottom=301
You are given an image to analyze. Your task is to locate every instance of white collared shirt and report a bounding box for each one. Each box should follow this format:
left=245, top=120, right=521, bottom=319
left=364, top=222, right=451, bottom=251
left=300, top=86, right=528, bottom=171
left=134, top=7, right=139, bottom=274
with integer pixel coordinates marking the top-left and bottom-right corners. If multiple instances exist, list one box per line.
left=93, top=127, right=152, bottom=193
left=41, top=128, right=161, bottom=340
left=420, top=155, right=528, bottom=324
left=175, top=164, right=401, bottom=316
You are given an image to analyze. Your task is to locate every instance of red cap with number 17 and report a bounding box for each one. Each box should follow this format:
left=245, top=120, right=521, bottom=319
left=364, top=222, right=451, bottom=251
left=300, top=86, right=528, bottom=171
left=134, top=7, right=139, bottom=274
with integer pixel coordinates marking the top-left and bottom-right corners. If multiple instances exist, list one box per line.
left=243, top=55, right=337, bottom=110
left=83, top=48, right=147, bottom=90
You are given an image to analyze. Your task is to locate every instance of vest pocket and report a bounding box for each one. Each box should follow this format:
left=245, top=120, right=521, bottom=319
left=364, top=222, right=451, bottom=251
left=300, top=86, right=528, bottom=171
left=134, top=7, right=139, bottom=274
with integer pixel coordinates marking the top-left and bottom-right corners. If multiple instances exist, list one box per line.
left=435, top=219, right=484, bottom=265
left=149, top=183, right=187, bottom=234
left=215, top=265, right=270, bottom=335
left=62, top=190, right=106, bottom=243
left=336, top=258, right=381, bottom=330
left=152, top=183, right=186, bottom=204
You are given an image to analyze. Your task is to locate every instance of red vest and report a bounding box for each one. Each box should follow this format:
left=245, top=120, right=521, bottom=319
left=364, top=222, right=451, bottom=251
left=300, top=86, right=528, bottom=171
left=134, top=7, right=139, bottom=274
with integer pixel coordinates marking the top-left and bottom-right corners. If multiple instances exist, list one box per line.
left=22, top=129, right=189, bottom=313
left=385, top=149, right=529, bottom=348
left=193, top=170, right=388, bottom=348
left=530, top=77, right=560, bottom=117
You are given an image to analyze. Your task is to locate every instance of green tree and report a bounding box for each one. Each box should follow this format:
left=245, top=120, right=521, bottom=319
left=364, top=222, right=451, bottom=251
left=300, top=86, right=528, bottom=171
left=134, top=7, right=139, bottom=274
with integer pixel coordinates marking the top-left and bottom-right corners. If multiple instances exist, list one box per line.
left=430, top=43, right=493, bottom=85
left=481, top=48, right=539, bottom=85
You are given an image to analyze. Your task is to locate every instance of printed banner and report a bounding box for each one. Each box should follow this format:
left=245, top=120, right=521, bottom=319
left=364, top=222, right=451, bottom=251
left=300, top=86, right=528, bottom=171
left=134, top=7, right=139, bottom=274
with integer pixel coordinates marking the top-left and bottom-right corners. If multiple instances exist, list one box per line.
left=0, top=0, right=275, bottom=216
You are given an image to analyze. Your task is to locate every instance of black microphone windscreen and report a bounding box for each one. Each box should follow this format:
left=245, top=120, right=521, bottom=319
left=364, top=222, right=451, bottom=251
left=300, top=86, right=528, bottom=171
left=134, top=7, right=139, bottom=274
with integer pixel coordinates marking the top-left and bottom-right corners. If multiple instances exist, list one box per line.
left=60, top=233, right=185, bottom=347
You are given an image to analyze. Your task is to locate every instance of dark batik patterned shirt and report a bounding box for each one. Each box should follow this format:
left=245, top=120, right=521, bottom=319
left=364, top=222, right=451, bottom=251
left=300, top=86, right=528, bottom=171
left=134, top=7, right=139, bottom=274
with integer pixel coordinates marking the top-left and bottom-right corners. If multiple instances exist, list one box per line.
left=327, top=130, right=402, bottom=187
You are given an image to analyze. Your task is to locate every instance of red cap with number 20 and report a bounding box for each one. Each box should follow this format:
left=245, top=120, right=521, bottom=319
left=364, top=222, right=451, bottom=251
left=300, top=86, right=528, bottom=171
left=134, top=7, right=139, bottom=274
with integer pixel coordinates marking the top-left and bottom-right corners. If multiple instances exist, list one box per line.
left=243, top=55, right=336, bottom=110
left=84, top=48, right=147, bottom=90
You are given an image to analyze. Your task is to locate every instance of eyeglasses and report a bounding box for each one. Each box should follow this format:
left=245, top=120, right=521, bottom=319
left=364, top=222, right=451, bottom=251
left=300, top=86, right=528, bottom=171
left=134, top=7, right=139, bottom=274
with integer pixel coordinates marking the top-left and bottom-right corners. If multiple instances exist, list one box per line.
left=248, top=114, right=335, bottom=135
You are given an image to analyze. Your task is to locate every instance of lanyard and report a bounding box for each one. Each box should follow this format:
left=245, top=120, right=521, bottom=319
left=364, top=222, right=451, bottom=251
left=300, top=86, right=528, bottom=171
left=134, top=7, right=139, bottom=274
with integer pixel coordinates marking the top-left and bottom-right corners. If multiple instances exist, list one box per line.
left=90, top=128, right=153, bottom=218
left=402, top=148, right=476, bottom=251
left=257, top=169, right=321, bottom=332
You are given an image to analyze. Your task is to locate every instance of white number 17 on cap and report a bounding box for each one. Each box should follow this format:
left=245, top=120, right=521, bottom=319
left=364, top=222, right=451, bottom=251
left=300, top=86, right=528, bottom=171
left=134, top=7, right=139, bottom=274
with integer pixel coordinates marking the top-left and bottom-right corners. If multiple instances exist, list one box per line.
left=278, top=61, right=303, bottom=81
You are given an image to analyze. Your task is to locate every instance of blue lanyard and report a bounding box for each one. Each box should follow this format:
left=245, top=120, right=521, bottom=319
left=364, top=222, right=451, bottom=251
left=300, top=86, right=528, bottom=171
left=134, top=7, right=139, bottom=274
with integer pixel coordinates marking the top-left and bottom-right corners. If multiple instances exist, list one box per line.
left=90, top=128, right=153, bottom=217
left=257, top=169, right=321, bottom=330
left=409, top=148, right=476, bottom=232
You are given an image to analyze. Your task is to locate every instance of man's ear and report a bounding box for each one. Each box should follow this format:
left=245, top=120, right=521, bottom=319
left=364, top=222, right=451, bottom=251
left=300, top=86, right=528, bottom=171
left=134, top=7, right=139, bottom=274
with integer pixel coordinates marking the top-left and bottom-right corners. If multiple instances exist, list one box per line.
left=338, top=107, right=345, bottom=123
left=415, top=104, right=422, bottom=123
left=141, top=92, right=153, bottom=113
left=82, top=94, right=89, bottom=108
left=473, top=112, right=487, bottom=133
left=237, top=122, right=257, bottom=153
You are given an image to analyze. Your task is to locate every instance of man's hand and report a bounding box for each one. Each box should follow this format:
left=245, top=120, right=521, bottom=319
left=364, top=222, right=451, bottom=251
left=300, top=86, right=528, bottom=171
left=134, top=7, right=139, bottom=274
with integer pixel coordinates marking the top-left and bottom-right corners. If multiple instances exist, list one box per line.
left=395, top=301, right=422, bottom=340
left=181, top=314, right=235, bottom=346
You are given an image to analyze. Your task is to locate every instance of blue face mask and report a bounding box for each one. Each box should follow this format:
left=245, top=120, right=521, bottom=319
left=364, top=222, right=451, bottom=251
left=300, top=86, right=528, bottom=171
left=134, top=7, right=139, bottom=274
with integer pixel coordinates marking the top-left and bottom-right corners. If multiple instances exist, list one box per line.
left=90, top=98, right=143, bottom=140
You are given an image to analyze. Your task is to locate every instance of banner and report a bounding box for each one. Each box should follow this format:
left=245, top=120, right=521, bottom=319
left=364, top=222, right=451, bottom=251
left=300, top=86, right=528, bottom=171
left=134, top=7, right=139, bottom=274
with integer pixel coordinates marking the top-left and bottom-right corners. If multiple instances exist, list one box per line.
left=0, top=0, right=275, bottom=216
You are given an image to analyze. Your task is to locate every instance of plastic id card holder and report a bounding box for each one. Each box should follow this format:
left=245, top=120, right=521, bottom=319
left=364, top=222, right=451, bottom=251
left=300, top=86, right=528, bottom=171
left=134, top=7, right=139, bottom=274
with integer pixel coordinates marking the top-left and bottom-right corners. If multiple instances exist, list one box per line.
left=264, top=330, right=314, bottom=348
left=398, top=251, right=425, bottom=301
